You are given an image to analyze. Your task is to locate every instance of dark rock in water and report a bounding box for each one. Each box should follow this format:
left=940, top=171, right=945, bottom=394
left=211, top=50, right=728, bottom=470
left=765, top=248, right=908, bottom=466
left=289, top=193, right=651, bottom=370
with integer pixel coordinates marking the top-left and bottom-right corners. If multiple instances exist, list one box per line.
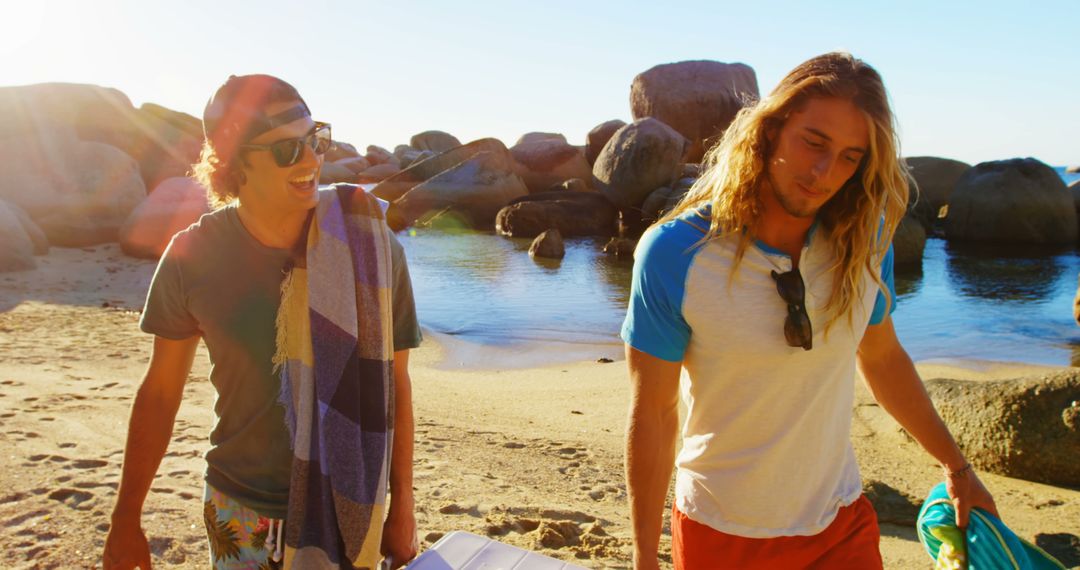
left=924, top=369, right=1080, bottom=487
left=892, top=215, right=927, bottom=270
left=592, top=118, right=687, bottom=210
left=904, top=156, right=971, bottom=232
left=1035, top=533, right=1080, bottom=567
left=944, top=158, right=1077, bottom=245
left=631, top=61, right=759, bottom=162
left=862, top=480, right=920, bottom=526
left=389, top=150, right=528, bottom=231
left=373, top=138, right=512, bottom=202
left=119, top=177, right=209, bottom=259
left=529, top=229, right=565, bottom=259
left=516, top=132, right=566, bottom=146
left=640, top=187, right=674, bottom=225
left=510, top=139, right=591, bottom=194
left=585, top=120, right=626, bottom=166
left=0, top=199, right=37, bottom=272
left=1067, top=165, right=1080, bottom=174
left=496, top=191, right=617, bottom=238
left=603, top=237, right=635, bottom=257
left=410, top=130, right=461, bottom=154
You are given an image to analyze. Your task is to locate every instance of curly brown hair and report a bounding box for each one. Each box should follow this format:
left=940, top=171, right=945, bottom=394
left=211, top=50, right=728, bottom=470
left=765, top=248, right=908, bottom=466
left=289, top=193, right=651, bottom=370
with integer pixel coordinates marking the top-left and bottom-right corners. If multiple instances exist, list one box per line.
left=191, top=139, right=255, bottom=208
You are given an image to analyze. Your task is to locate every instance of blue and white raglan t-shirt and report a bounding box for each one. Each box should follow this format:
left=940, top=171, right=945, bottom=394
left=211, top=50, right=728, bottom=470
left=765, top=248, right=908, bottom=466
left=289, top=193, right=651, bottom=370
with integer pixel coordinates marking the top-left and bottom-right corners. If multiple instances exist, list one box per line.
left=621, top=209, right=896, bottom=538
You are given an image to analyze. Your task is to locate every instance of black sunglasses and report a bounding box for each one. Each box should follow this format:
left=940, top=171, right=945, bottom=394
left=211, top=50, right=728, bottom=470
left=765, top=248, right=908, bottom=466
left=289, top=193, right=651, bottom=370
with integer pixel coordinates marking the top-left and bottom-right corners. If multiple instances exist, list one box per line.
left=240, top=121, right=333, bottom=167
left=770, top=267, right=813, bottom=351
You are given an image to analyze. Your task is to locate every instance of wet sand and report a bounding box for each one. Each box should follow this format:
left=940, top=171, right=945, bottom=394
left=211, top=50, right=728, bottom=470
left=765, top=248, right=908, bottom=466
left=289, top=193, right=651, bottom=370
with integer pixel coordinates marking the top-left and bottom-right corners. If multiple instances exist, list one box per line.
left=0, top=245, right=1077, bottom=568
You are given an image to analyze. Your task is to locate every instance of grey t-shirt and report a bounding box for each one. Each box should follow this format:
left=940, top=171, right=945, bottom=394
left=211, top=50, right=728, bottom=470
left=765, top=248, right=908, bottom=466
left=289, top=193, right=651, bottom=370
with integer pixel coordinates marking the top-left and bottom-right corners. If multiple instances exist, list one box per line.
left=140, top=203, right=422, bottom=518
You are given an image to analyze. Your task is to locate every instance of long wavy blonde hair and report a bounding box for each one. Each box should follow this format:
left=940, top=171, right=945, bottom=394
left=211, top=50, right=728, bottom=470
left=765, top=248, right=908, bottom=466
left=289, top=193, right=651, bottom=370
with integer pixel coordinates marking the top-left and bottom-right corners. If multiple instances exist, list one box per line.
left=659, top=52, right=910, bottom=331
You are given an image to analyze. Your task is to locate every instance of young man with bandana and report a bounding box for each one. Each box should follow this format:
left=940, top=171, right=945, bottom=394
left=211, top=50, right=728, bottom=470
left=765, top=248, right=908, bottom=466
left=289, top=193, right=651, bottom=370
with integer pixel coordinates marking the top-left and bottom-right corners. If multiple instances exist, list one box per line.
left=103, top=75, right=422, bottom=569
left=622, top=53, right=998, bottom=569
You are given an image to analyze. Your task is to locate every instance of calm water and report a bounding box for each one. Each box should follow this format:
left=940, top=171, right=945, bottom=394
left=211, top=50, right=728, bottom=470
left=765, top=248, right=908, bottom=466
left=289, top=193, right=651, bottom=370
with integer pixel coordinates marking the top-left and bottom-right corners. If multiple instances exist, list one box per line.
left=399, top=167, right=1080, bottom=367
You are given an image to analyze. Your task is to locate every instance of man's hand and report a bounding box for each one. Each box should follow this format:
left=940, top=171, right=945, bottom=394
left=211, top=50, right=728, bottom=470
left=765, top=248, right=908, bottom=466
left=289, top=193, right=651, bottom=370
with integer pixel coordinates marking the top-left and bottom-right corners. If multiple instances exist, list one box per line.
left=102, top=518, right=152, bottom=569
left=380, top=505, right=418, bottom=569
left=946, top=466, right=999, bottom=529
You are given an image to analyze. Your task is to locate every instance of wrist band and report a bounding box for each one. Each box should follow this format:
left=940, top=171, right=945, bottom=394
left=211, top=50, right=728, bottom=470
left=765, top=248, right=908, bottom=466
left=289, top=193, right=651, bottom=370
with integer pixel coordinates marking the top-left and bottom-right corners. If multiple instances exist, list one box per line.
left=945, top=462, right=973, bottom=477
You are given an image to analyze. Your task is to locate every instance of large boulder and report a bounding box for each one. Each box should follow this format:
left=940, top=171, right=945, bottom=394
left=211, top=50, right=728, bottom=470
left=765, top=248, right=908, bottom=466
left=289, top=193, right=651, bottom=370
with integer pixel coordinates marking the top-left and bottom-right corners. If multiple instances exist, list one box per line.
left=410, top=130, right=461, bottom=154
left=630, top=61, right=759, bottom=162
left=905, top=156, right=971, bottom=230
left=585, top=119, right=626, bottom=166
left=510, top=138, right=592, bottom=194
left=0, top=83, right=201, bottom=193
left=516, top=132, right=566, bottom=146
left=495, top=191, right=618, bottom=238
left=925, top=370, right=1080, bottom=487
left=0, top=199, right=37, bottom=272
left=7, top=200, right=47, bottom=255
left=892, top=215, right=927, bottom=269
left=372, top=138, right=512, bottom=202
left=388, top=150, right=528, bottom=231
left=119, top=177, right=210, bottom=259
left=0, top=137, right=146, bottom=246
left=139, top=103, right=202, bottom=138
left=319, top=161, right=358, bottom=185
left=355, top=163, right=402, bottom=183
left=944, top=158, right=1077, bottom=244
left=592, top=118, right=687, bottom=210
left=325, top=140, right=361, bottom=163
left=529, top=229, right=565, bottom=259
left=1069, top=179, right=1080, bottom=218
left=365, top=145, right=398, bottom=167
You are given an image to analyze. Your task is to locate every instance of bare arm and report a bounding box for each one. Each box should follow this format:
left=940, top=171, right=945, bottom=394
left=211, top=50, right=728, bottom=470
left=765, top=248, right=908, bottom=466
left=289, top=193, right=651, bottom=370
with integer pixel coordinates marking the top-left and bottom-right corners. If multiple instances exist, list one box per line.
left=103, top=334, right=199, bottom=569
left=381, top=349, right=417, bottom=568
left=625, top=345, right=682, bottom=570
left=857, top=315, right=997, bottom=526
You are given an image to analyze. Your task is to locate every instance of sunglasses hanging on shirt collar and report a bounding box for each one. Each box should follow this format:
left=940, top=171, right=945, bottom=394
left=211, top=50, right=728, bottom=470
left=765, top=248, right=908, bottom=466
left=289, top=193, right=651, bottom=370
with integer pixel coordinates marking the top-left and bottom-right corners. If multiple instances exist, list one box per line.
left=771, top=267, right=813, bottom=351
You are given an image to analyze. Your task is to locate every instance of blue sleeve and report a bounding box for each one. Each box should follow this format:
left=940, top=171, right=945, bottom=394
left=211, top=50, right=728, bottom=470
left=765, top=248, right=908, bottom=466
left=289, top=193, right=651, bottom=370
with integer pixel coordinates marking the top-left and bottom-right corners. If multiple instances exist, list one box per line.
left=869, top=243, right=896, bottom=325
left=620, top=220, right=698, bottom=361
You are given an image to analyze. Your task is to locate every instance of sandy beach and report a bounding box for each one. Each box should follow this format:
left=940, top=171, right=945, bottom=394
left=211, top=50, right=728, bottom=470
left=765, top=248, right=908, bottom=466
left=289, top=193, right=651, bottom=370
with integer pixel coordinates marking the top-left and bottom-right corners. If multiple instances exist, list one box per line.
left=1, top=245, right=1077, bottom=569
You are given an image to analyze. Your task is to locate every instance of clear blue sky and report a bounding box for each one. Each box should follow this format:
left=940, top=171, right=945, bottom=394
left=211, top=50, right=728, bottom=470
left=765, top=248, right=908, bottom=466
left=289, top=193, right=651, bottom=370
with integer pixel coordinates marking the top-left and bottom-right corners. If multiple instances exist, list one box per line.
left=5, top=0, right=1077, bottom=165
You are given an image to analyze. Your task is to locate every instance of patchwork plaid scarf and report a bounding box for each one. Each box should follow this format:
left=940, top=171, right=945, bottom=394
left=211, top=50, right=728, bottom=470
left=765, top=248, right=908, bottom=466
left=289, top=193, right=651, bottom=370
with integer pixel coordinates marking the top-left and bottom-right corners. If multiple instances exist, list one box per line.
left=273, top=184, right=395, bottom=569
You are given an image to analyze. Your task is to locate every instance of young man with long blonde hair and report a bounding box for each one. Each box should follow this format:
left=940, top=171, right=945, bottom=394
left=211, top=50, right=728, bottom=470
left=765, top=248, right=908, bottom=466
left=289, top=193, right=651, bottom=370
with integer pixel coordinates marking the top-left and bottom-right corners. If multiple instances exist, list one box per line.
left=623, top=52, right=997, bottom=568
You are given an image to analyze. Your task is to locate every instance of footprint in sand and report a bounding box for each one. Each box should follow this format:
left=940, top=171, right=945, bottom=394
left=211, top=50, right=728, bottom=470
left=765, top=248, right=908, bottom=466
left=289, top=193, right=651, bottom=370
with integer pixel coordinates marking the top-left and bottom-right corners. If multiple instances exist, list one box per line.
left=48, top=488, right=95, bottom=510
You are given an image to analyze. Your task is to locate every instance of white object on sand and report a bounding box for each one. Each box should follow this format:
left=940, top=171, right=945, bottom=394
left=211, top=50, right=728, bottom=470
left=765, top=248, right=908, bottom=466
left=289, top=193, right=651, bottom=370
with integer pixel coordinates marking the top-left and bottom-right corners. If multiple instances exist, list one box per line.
left=405, top=531, right=588, bottom=570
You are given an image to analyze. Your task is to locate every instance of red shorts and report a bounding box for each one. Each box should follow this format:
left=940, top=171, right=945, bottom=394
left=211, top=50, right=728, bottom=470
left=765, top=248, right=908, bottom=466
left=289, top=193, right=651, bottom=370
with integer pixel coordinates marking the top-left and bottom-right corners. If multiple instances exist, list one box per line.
left=672, top=495, right=883, bottom=569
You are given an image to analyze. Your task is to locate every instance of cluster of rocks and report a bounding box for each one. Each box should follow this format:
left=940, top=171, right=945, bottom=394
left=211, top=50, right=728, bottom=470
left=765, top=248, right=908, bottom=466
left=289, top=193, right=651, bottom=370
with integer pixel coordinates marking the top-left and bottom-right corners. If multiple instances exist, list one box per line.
left=1, top=62, right=1077, bottom=271
left=0, top=83, right=209, bottom=270
left=897, top=156, right=1078, bottom=269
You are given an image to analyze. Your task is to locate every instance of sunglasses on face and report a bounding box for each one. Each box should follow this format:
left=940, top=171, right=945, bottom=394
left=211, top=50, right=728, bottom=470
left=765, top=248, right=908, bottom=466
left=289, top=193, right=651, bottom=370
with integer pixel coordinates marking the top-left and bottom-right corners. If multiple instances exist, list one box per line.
left=240, top=121, right=333, bottom=167
left=770, top=267, right=813, bottom=351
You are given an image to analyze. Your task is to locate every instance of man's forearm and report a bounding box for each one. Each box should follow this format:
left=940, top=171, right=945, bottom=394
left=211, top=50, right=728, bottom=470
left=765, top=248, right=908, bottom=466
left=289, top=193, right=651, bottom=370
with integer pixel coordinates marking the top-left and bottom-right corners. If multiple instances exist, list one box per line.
left=860, top=348, right=966, bottom=470
left=388, top=367, right=414, bottom=512
left=625, top=404, right=678, bottom=561
left=111, top=381, right=184, bottom=522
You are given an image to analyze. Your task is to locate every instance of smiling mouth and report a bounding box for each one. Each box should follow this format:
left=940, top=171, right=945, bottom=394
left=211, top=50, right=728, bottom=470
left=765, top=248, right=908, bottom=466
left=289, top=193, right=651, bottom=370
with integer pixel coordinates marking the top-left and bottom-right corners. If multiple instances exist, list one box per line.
left=288, top=172, right=317, bottom=191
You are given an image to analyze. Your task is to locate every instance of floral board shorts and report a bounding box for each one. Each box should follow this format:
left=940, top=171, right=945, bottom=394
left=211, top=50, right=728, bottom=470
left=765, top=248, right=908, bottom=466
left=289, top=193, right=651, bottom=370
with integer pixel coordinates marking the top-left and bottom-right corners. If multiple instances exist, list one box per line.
left=203, top=483, right=285, bottom=570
